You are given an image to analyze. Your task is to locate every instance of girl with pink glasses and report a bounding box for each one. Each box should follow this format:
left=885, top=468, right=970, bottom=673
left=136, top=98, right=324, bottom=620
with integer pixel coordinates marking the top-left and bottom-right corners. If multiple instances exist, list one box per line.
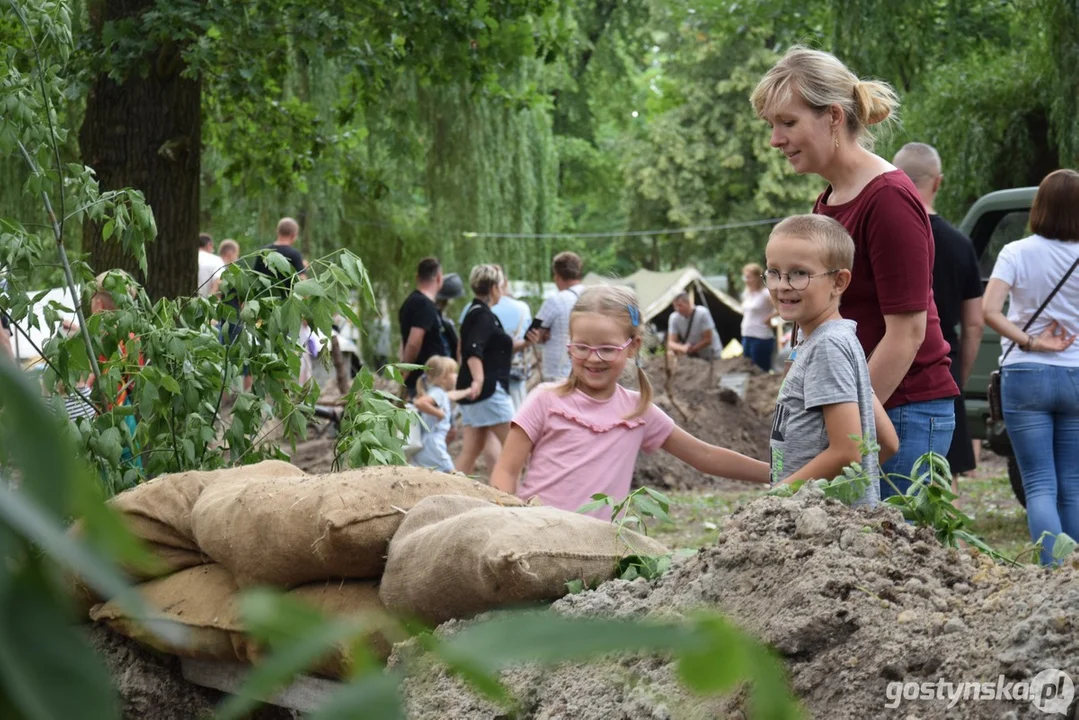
left=491, top=285, right=769, bottom=518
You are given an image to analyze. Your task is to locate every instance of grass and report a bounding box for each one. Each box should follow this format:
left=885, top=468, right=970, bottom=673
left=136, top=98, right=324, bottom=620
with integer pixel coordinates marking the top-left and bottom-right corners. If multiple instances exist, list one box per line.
left=650, top=464, right=1036, bottom=563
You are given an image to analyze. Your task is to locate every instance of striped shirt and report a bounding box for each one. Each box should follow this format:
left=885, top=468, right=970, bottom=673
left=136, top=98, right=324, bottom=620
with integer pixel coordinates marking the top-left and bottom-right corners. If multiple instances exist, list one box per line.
left=535, top=284, right=584, bottom=381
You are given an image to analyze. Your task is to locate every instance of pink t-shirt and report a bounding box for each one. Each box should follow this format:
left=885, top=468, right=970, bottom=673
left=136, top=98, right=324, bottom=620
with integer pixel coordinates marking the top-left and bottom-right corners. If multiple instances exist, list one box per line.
left=513, top=383, right=676, bottom=519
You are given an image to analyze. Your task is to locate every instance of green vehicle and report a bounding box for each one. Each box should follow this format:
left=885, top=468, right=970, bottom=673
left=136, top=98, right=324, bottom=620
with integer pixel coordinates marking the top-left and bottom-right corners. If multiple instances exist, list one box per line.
left=957, top=186, right=1037, bottom=505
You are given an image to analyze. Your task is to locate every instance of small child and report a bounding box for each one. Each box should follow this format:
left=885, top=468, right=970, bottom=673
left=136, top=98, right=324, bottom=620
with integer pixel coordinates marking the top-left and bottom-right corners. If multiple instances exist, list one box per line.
left=764, top=215, right=898, bottom=504
left=410, top=356, right=470, bottom=473
left=491, top=286, right=770, bottom=518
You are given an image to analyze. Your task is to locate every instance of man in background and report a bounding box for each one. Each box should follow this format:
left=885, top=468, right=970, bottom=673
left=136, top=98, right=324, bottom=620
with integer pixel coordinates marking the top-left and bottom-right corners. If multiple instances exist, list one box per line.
left=528, top=251, right=583, bottom=381
left=666, top=292, right=721, bottom=360
left=252, top=217, right=306, bottom=295
left=398, top=257, right=446, bottom=397
left=197, top=232, right=226, bottom=298
left=218, top=239, right=241, bottom=267
left=894, top=142, right=984, bottom=487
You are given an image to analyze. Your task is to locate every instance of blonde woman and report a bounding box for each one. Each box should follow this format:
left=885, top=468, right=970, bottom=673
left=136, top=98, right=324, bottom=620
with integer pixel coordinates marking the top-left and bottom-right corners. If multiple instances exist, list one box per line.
left=740, top=262, right=777, bottom=371
left=454, top=264, right=521, bottom=474
left=751, top=46, right=958, bottom=497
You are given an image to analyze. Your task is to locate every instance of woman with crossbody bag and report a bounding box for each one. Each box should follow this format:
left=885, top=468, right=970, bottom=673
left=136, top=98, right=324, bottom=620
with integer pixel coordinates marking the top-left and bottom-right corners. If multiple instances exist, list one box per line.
left=983, top=169, right=1079, bottom=565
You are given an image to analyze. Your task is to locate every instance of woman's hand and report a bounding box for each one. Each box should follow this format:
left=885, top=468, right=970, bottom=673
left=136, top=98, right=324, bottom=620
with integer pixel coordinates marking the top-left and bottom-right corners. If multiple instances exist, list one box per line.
left=469, top=378, right=483, bottom=400
left=1030, top=319, right=1076, bottom=353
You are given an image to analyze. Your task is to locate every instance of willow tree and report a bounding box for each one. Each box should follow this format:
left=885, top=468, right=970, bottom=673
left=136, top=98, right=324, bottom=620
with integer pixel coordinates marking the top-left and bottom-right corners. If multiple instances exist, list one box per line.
left=76, top=0, right=563, bottom=299
left=421, top=71, right=559, bottom=287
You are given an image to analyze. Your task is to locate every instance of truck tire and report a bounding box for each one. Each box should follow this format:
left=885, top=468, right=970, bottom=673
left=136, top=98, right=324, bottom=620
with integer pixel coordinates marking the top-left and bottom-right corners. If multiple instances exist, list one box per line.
left=1008, top=456, right=1026, bottom=508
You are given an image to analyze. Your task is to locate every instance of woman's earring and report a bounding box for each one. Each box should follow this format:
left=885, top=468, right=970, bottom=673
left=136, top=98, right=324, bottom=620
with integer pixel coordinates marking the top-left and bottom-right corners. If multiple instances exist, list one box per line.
left=833, top=131, right=840, bottom=148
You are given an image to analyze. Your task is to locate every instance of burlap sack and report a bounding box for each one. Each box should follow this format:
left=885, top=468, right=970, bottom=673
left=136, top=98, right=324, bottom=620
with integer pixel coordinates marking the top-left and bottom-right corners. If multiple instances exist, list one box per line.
left=191, top=466, right=524, bottom=588
left=104, top=459, right=306, bottom=579
left=379, top=501, right=670, bottom=624
left=65, top=459, right=306, bottom=617
left=90, top=564, right=389, bottom=677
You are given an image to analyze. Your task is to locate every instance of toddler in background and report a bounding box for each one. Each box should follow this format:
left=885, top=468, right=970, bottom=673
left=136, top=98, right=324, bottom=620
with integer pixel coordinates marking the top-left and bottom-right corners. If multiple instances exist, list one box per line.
left=410, top=356, right=470, bottom=473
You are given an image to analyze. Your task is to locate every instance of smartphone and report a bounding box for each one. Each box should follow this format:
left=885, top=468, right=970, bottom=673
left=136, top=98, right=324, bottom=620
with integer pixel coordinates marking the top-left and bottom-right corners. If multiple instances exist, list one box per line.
left=529, top=318, right=545, bottom=332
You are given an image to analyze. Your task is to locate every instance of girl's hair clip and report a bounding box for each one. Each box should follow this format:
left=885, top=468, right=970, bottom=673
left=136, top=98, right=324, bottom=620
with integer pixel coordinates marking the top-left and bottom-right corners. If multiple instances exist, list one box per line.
left=627, top=304, right=640, bottom=327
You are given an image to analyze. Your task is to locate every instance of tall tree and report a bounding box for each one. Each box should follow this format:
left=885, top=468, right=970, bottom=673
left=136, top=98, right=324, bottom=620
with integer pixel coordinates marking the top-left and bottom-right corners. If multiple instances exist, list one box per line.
left=76, top=0, right=564, bottom=299
left=80, top=0, right=201, bottom=300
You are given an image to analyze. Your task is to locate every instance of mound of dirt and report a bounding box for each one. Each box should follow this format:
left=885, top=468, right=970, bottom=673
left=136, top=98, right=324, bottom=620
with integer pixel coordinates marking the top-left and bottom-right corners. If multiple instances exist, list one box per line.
left=633, top=354, right=779, bottom=491
left=396, top=487, right=1079, bottom=719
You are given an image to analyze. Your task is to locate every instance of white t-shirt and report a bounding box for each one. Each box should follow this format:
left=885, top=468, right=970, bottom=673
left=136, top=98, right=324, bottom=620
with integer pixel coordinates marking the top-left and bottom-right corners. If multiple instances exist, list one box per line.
left=535, top=284, right=584, bottom=380
left=991, top=234, right=1079, bottom=367
left=741, top=288, right=774, bottom=339
left=197, top=250, right=226, bottom=298
left=667, top=306, right=722, bottom=358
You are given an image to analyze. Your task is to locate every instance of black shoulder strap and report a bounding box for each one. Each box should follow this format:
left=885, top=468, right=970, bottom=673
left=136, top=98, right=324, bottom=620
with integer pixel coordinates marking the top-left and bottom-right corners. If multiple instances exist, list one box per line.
left=1002, top=254, right=1079, bottom=362
left=683, top=306, right=698, bottom=341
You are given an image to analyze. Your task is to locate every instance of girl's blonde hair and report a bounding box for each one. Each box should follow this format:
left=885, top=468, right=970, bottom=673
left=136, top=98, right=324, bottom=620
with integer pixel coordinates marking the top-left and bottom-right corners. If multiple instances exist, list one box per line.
left=418, top=355, right=458, bottom=396
left=556, top=285, right=653, bottom=419
left=750, top=45, right=898, bottom=150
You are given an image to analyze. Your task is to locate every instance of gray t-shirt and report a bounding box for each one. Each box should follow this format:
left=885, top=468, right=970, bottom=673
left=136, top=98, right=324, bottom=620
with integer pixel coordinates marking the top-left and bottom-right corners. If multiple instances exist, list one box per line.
left=668, top=306, right=722, bottom=359
left=769, top=320, right=879, bottom=506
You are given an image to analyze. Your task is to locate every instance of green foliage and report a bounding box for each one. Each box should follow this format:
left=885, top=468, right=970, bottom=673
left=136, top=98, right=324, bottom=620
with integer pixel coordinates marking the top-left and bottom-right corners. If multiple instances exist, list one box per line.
left=578, top=485, right=673, bottom=536
left=332, top=365, right=419, bottom=469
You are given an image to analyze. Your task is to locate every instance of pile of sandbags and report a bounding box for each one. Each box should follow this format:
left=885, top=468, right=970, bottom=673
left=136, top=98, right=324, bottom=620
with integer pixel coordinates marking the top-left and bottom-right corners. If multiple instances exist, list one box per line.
left=76, top=462, right=671, bottom=679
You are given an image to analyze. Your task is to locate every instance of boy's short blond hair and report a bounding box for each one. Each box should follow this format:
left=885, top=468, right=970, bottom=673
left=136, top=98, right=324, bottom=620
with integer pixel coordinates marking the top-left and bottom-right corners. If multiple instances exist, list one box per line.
left=770, top=215, right=855, bottom=271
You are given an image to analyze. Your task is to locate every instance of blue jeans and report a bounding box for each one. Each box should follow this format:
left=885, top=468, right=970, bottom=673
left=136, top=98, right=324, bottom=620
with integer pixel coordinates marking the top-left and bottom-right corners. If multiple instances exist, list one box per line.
left=742, top=336, right=775, bottom=372
left=879, top=398, right=956, bottom=499
left=1002, top=363, right=1079, bottom=565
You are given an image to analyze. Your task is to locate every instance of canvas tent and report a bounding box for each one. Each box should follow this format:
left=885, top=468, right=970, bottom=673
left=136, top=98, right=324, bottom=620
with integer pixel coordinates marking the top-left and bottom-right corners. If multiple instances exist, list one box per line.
left=580, top=268, right=743, bottom=346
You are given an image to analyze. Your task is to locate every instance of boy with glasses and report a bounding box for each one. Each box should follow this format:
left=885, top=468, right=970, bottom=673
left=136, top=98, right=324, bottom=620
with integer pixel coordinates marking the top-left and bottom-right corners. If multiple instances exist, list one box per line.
left=765, top=215, right=897, bottom=504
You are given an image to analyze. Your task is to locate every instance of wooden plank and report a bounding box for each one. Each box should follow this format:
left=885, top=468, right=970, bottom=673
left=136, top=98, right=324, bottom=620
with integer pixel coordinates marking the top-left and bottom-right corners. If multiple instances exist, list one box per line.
left=180, top=657, right=344, bottom=712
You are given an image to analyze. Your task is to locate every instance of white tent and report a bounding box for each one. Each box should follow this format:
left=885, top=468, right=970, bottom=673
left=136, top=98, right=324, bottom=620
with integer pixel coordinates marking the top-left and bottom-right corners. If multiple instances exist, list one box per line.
left=581, top=267, right=744, bottom=345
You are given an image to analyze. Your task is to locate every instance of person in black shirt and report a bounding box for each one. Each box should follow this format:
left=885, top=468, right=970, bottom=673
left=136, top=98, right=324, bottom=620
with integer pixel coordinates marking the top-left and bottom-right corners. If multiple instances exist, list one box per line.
left=398, top=257, right=447, bottom=396
left=455, top=264, right=518, bottom=474
left=435, top=272, right=465, bottom=361
left=251, top=217, right=307, bottom=296
left=895, top=143, right=984, bottom=480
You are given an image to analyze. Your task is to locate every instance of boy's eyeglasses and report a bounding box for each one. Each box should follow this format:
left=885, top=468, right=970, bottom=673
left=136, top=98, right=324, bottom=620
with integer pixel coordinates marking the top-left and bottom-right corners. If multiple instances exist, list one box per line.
left=762, top=268, right=839, bottom=291
left=566, top=338, right=633, bottom=362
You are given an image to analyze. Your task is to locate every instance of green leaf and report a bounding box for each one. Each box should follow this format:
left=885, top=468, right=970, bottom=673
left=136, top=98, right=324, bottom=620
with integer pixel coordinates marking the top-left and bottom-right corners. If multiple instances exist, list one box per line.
left=293, top=279, right=326, bottom=298
left=217, top=590, right=366, bottom=720
left=576, top=499, right=611, bottom=514
left=159, top=374, right=181, bottom=394
left=0, top=483, right=184, bottom=646
left=1053, top=532, right=1077, bottom=562
left=631, top=494, right=670, bottom=523
left=436, top=613, right=689, bottom=676
left=0, top=359, right=77, bottom=517
left=309, top=670, right=404, bottom=720
left=101, top=219, right=114, bottom=241
left=0, top=566, right=119, bottom=720
left=676, top=614, right=749, bottom=692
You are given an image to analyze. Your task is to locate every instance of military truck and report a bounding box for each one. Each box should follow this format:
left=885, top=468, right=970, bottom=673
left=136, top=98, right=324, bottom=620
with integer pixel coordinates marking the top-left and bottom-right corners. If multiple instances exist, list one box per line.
left=956, top=186, right=1037, bottom=506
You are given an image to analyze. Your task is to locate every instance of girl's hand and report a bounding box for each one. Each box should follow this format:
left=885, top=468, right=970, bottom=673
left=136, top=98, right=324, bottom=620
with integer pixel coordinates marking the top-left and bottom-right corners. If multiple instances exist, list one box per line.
left=1031, top=320, right=1076, bottom=353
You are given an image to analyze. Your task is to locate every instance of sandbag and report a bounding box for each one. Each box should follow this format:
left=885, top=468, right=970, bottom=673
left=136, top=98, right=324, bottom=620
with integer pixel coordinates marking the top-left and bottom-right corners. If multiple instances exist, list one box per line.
left=379, top=500, right=670, bottom=624
left=191, top=466, right=525, bottom=588
left=90, top=564, right=389, bottom=678
left=104, top=459, right=306, bottom=579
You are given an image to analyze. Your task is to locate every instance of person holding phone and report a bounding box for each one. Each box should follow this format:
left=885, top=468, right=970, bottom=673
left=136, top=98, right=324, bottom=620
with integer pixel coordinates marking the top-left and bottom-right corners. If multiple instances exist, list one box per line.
left=527, top=252, right=585, bottom=381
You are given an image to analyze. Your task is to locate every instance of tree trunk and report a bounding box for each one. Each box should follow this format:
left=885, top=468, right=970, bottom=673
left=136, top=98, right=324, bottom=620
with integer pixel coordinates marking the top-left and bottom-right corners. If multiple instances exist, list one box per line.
left=79, top=0, right=201, bottom=300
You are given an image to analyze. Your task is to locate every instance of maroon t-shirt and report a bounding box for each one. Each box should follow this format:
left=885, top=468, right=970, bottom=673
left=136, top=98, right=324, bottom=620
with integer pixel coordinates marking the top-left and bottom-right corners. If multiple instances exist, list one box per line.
left=813, top=170, right=958, bottom=409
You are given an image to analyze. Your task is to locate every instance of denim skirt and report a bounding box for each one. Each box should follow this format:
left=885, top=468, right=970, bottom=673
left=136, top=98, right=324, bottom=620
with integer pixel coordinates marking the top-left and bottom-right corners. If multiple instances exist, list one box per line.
left=459, top=383, right=515, bottom=428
